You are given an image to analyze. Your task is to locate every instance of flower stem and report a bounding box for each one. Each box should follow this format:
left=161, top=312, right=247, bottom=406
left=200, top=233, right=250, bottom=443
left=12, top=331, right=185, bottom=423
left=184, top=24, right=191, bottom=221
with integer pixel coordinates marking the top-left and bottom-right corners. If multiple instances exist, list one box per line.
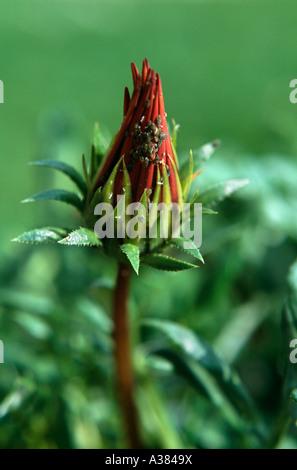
left=113, top=262, right=142, bottom=449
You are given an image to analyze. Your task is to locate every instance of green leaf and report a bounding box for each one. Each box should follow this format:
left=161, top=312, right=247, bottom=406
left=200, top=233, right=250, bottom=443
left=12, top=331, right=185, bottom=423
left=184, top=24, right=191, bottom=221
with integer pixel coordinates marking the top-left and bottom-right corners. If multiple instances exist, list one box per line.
left=101, top=158, right=123, bottom=203
left=168, top=155, right=183, bottom=209
left=0, top=378, right=35, bottom=419
left=93, top=122, right=108, bottom=159
left=180, top=140, right=220, bottom=178
left=12, top=227, right=68, bottom=244
left=170, top=119, right=180, bottom=150
left=197, top=179, right=249, bottom=207
left=30, top=159, right=87, bottom=194
left=151, top=348, right=260, bottom=438
left=22, top=189, right=83, bottom=211
left=82, top=153, right=91, bottom=191
left=142, top=253, right=197, bottom=271
left=161, top=163, right=172, bottom=206
left=169, top=237, right=204, bottom=263
left=0, top=288, right=55, bottom=315
left=121, top=243, right=140, bottom=274
left=143, top=319, right=256, bottom=420
left=59, top=227, right=103, bottom=247
left=193, top=139, right=220, bottom=167
left=181, top=150, right=193, bottom=201
left=288, top=259, right=297, bottom=295
left=202, top=207, right=218, bottom=215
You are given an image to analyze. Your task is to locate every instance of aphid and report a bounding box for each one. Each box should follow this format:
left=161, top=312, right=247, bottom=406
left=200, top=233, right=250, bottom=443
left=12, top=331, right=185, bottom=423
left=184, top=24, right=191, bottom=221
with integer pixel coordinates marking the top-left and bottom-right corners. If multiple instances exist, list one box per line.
left=155, top=115, right=162, bottom=126
left=144, top=99, right=151, bottom=108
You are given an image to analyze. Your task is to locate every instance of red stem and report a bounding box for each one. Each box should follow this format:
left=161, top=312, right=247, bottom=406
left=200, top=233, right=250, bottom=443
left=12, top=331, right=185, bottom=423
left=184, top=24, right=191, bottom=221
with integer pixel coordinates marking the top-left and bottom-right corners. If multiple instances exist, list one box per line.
left=113, top=262, right=142, bottom=449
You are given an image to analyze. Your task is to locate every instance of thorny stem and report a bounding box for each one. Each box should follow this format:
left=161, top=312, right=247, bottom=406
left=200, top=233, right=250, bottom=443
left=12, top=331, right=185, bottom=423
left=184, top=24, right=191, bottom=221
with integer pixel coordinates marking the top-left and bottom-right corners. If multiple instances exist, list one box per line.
left=113, top=262, right=142, bottom=449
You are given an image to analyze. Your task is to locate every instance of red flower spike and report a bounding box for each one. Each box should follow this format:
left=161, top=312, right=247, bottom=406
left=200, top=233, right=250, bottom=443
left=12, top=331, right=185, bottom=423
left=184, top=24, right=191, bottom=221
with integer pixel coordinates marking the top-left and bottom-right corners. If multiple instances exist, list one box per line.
left=94, top=59, right=180, bottom=205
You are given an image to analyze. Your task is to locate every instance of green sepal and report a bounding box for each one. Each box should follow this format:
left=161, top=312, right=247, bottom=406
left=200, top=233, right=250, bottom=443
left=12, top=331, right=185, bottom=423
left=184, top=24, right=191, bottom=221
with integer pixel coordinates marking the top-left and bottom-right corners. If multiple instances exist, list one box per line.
left=12, top=227, right=69, bottom=244
left=170, top=119, right=180, bottom=150
left=82, top=153, right=91, bottom=192
left=148, top=167, right=163, bottom=252
left=138, top=189, right=149, bottom=241
left=122, top=159, right=132, bottom=205
left=170, top=119, right=180, bottom=165
left=168, top=155, right=183, bottom=210
left=120, top=243, right=140, bottom=275
left=22, top=189, right=83, bottom=212
left=181, top=150, right=193, bottom=202
left=202, top=207, right=218, bottom=215
left=157, top=164, right=173, bottom=246
left=30, top=159, right=87, bottom=195
left=142, top=253, right=197, bottom=271
left=90, top=130, right=119, bottom=187
left=100, top=157, right=123, bottom=203
left=59, top=227, right=103, bottom=247
left=189, top=189, right=217, bottom=217
left=169, top=237, right=204, bottom=264
left=161, top=162, right=172, bottom=206
left=92, top=122, right=108, bottom=169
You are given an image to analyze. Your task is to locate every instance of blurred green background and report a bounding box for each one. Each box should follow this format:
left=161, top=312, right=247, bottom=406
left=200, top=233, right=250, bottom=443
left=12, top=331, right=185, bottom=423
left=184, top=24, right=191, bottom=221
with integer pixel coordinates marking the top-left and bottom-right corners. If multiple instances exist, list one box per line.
left=1, top=0, right=297, bottom=449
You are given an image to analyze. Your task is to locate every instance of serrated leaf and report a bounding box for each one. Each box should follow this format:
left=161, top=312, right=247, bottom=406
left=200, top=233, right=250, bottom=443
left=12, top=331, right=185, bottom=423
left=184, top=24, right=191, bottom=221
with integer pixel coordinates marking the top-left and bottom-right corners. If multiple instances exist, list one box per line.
left=143, top=319, right=256, bottom=421
left=169, top=237, right=204, bottom=263
left=12, top=227, right=68, bottom=244
left=142, top=253, right=197, bottom=271
left=59, top=227, right=103, bottom=247
left=22, top=189, right=83, bottom=211
left=197, top=179, right=249, bottom=207
left=30, top=160, right=87, bottom=194
left=120, top=243, right=140, bottom=274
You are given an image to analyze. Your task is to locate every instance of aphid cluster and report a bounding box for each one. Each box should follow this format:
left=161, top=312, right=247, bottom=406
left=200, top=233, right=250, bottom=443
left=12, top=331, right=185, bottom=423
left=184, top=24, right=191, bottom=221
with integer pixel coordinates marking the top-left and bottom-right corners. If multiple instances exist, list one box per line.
left=128, top=115, right=167, bottom=170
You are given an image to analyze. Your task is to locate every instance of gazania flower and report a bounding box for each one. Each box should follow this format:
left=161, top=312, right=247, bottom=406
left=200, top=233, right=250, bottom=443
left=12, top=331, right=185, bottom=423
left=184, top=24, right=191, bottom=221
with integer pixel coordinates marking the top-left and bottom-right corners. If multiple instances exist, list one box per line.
left=93, top=58, right=182, bottom=206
